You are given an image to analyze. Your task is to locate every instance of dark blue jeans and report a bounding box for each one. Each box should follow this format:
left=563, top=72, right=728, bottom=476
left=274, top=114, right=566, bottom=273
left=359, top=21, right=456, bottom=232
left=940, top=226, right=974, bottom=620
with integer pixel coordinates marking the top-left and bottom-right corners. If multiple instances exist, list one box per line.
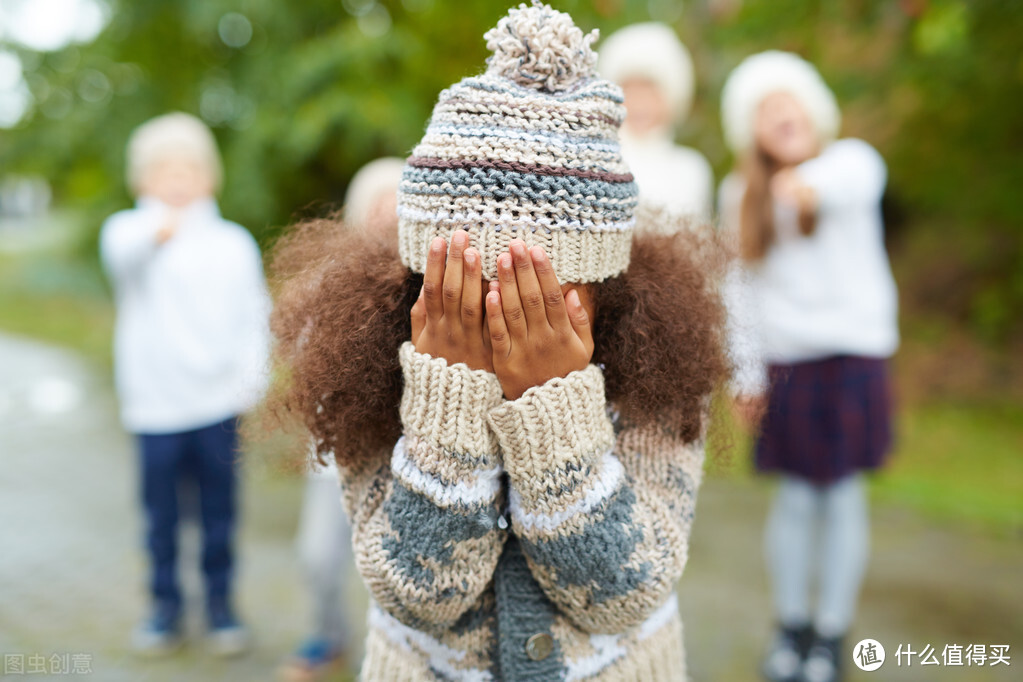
left=138, top=417, right=239, bottom=616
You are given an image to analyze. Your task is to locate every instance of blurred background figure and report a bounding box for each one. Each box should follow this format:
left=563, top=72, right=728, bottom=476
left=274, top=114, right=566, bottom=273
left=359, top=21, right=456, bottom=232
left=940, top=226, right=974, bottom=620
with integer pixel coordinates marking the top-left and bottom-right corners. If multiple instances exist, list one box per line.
left=100, top=112, right=270, bottom=658
left=278, top=156, right=403, bottom=682
left=719, top=52, right=899, bottom=682
left=598, top=21, right=713, bottom=222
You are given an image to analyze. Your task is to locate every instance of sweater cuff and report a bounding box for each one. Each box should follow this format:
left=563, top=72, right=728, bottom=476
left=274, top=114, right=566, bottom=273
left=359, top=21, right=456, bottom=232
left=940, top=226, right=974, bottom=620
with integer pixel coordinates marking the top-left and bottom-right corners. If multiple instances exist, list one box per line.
left=398, top=342, right=504, bottom=462
left=487, top=365, right=615, bottom=496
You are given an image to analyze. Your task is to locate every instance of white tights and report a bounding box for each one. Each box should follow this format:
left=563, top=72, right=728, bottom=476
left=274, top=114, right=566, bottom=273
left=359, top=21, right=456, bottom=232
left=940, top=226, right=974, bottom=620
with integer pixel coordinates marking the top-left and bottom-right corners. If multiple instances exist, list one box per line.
left=764, top=474, right=869, bottom=637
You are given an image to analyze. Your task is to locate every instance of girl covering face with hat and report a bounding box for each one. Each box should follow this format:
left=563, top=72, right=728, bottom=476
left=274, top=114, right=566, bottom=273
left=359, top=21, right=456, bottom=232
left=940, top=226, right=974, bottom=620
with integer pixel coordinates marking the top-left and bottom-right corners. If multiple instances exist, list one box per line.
left=267, top=2, right=728, bottom=680
left=719, top=51, right=899, bottom=682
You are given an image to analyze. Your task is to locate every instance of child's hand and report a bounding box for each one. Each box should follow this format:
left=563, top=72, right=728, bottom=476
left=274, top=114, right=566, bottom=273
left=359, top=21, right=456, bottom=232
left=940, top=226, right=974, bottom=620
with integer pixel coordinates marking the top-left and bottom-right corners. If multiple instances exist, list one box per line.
left=485, top=239, right=593, bottom=400
left=155, top=211, right=179, bottom=245
left=731, top=393, right=766, bottom=432
left=410, top=230, right=493, bottom=372
left=770, top=168, right=817, bottom=213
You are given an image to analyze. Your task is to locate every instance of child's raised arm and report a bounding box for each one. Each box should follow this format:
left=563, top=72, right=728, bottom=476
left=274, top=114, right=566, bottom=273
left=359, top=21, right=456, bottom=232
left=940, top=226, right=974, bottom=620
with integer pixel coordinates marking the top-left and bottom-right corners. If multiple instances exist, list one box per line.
left=99, top=206, right=171, bottom=285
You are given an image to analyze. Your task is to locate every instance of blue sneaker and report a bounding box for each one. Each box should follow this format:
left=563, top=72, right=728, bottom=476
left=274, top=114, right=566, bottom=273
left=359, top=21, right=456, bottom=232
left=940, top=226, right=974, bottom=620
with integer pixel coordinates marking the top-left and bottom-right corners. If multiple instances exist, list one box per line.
left=206, top=598, right=250, bottom=657
left=278, top=637, right=347, bottom=682
left=132, top=601, right=183, bottom=656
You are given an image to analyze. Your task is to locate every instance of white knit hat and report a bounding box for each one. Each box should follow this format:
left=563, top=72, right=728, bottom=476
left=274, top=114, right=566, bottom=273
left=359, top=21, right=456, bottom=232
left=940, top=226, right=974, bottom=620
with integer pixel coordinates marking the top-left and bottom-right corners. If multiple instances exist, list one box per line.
left=597, top=22, right=695, bottom=124
left=720, top=50, right=840, bottom=154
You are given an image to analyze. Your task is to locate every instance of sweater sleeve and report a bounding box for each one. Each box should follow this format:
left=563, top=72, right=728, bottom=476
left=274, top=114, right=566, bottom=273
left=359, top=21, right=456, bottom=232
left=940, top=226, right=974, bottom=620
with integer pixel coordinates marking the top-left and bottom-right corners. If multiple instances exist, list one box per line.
left=487, top=365, right=705, bottom=634
left=343, top=342, right=508, bottom=631
left=99, top=211, right=162, bottom=286
left=797, top=138, right=887, bottom=211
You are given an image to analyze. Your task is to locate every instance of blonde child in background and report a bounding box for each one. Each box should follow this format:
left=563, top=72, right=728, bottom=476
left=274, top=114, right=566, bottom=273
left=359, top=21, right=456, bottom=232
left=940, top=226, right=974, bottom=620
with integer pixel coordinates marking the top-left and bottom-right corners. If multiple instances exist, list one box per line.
left=598, top=22, right=714, bottom=222
left=278, top=157, right=405, bottom=682
left=100, top=113, right=270, bottom=657
left=719, top=52, right=899, bottom=682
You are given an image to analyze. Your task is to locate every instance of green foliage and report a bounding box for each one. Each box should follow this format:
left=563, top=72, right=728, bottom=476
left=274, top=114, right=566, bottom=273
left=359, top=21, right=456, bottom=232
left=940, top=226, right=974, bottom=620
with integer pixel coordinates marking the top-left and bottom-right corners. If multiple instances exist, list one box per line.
left=0, top=0, right=1020, bottom=339
left=0, top=249, right=113, bottom=367
left=874, top=401, right=1023, bottom=535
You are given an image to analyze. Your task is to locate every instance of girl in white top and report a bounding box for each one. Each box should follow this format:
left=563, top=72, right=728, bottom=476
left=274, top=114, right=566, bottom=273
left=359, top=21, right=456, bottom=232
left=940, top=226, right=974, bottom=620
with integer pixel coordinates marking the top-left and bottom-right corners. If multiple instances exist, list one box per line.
left=718, top=52, right=899, bottom=682
left=599, top=22, right=714, bottom=223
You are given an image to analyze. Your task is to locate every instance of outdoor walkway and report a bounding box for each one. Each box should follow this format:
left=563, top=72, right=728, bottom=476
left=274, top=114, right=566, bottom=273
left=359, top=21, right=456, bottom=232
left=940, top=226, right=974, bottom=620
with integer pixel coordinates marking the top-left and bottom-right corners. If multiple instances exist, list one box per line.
left=1, top=333, right=1019, bottom=681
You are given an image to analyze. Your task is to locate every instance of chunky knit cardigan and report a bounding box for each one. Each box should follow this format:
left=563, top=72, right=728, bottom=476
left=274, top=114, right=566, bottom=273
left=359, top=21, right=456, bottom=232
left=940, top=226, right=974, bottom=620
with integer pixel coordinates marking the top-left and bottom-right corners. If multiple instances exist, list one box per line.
left=338, top=343, right=704, bottom=681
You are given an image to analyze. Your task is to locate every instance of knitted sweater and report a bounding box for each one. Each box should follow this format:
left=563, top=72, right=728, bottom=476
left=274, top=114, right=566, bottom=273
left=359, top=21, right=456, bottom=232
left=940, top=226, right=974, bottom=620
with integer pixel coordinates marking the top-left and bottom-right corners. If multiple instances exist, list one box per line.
left=338, top=343, right=704, bottom=681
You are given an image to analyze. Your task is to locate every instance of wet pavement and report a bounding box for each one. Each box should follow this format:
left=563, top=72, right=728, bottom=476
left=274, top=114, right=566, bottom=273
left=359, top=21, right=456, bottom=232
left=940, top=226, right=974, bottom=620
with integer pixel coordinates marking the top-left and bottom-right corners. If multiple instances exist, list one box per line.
left=1, top=333, right=1020, bottom=681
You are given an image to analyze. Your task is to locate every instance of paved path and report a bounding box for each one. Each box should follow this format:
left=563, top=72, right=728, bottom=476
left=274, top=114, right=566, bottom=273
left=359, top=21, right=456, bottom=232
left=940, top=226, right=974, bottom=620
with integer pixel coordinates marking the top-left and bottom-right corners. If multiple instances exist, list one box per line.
left=1, top=333, right=1019, bottom=681
left=0, top=334, right=363, bottom=681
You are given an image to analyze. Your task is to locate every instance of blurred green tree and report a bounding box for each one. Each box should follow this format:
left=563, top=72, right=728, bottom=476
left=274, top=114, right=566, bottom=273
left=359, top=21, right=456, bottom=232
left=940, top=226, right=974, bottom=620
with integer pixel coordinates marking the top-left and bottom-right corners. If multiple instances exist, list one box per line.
left=0, top=0, right=1020, bottom=342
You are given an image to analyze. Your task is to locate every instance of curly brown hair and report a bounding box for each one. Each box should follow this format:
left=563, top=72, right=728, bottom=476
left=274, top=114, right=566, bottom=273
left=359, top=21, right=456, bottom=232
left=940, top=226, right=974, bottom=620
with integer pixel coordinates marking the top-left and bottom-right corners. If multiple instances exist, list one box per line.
left=264, top=213, right=730, bottom=468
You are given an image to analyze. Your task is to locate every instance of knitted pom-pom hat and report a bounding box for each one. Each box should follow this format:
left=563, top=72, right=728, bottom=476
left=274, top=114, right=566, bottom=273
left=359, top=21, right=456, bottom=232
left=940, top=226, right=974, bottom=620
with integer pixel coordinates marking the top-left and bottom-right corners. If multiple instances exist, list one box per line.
left=397, top=0, right=638, bottom=284
left=721, top=50, right=841, bottom=154
left=598, top=22, right=695, bottom=125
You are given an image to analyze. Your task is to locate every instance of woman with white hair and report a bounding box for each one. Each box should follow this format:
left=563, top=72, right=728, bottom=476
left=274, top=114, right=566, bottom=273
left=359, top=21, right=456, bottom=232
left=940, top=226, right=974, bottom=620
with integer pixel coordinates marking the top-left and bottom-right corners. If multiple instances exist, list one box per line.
left=719, top=52, right=899, bottom=682
left=598, top=22, right=713, bottom=222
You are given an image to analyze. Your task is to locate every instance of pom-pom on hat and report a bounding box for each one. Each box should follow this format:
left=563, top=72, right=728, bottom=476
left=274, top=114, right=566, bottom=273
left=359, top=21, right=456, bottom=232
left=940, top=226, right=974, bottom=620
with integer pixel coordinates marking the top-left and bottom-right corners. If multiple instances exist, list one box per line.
left=397, top=0, right=638, bottom=284
left=720, top=50, right=841, bottom=154
left=598, top=22, right=696, bottom=125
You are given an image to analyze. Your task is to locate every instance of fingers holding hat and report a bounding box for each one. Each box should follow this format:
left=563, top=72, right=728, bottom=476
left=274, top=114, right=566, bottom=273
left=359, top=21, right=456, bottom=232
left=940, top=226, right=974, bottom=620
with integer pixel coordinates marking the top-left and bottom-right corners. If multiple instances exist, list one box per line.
left=530, top=245, right=571, bottom=333
left=462, top=242, right=493, bottom=371
left=497, top=251, right=528, bottom=342
left=565, top=288, right=594, bottom=356
left=422, top=236, right=447, bottom=321
left=461, top=242, right=483, bottom=333
left=442, top=230, right=467, bottom=322
left=412, top=232, right=493, bottom=371
left=509, top=239, right=549, bottom=331
left=485, top=287, right=510, bottom=360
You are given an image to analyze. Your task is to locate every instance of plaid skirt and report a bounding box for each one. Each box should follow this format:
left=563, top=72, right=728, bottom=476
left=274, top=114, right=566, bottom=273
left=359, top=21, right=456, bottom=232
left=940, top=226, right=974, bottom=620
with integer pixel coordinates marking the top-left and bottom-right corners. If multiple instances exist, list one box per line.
left=754, top=355, right=893, bottom=484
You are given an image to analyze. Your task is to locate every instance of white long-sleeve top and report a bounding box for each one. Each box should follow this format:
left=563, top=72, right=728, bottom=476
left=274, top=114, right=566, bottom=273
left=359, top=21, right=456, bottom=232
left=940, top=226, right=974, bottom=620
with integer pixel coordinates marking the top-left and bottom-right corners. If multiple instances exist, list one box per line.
left=100, top=197, right=271, bottom=434
left=620, top=129, right=714, bottom=223
left=720, top=139, right=900, bottom=396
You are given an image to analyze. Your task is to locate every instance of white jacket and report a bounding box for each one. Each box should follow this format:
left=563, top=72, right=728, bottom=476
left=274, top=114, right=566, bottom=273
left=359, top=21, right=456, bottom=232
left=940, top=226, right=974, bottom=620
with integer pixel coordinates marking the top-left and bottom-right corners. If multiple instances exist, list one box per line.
left=720, top=139, right=900, bottom=395
left=100, top=198, right=271, bottom=434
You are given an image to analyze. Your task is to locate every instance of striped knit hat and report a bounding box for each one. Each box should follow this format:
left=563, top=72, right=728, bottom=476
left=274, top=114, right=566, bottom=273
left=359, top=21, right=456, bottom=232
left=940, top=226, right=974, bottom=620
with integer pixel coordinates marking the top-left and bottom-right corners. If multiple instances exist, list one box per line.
left=397, top=1, right=638, bottom=284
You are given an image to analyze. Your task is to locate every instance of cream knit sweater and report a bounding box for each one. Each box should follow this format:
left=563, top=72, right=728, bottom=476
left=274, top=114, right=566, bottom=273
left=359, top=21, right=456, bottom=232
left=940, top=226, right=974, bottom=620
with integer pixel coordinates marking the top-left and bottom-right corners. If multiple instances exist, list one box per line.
left=338, top=343, right=704, bottom=681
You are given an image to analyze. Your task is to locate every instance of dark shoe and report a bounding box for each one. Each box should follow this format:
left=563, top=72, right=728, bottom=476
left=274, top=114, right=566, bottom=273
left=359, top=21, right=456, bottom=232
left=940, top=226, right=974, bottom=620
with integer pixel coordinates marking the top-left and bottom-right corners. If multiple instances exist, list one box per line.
left=206, top=598, right=250, bottom=657
left=761, top=623, right=813, bottom=682
left=277, top=637, right=347, bottom=681
left=132, top=601, right=183, bottom=656
left=802, top=633, right=844, bottom=682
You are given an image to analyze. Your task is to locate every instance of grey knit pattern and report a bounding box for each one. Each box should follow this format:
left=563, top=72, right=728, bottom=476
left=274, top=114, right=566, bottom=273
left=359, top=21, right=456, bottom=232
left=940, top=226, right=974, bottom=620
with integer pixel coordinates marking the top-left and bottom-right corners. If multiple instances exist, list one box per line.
left=397, top=1, right=638, bottom=284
